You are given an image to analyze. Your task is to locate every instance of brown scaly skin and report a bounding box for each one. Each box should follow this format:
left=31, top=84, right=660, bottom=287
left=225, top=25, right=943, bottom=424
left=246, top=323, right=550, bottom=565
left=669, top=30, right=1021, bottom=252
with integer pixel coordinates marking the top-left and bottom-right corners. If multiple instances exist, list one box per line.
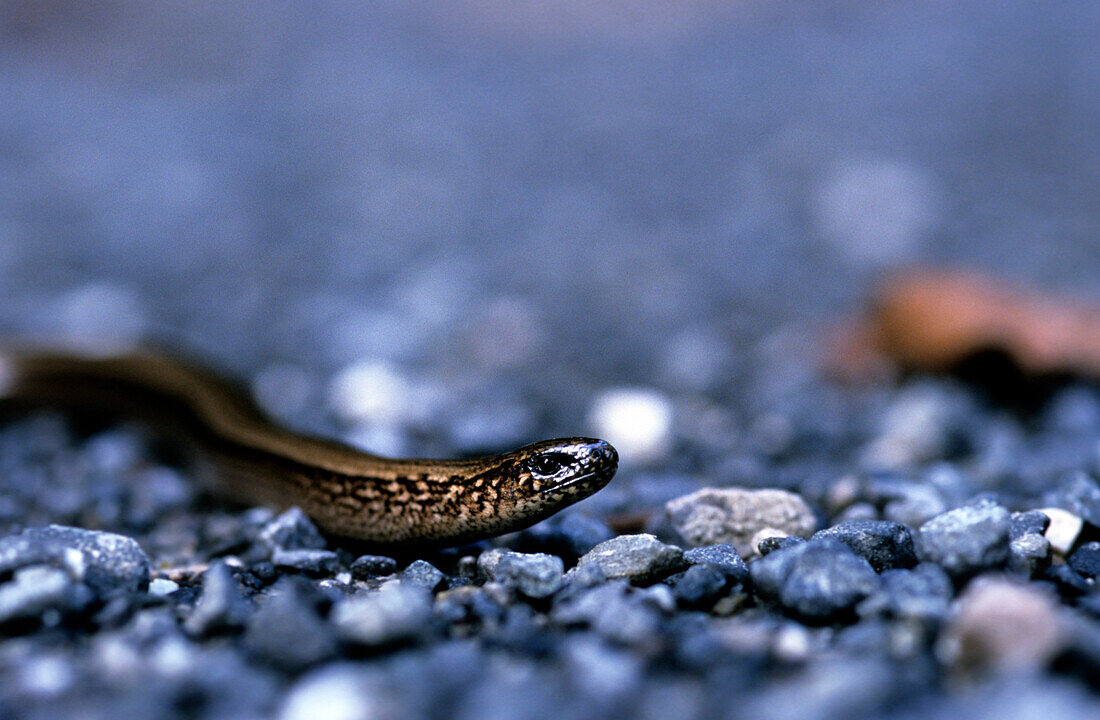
left=0, top=347, right=619, bottom=548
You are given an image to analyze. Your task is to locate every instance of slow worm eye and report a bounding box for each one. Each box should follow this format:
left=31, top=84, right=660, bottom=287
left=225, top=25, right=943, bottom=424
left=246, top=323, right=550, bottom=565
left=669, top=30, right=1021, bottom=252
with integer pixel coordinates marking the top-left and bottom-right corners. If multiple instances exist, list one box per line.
left=528, top=453, right=571, bottom=477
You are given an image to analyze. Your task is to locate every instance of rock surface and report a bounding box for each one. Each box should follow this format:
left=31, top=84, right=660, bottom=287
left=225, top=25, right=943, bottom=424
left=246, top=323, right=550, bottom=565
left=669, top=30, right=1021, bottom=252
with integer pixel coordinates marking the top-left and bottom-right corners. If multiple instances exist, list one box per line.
left=666, top=488, right=817, bottom=557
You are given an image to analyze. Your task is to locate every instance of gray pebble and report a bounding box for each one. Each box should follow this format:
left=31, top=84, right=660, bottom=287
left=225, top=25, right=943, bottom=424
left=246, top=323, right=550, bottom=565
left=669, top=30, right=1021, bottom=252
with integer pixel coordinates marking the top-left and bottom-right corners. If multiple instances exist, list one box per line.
left=757, top=535, right=804, bottom=556
left=856, top=564, right=953, bottom=622
left=574, top=534, right=687, bottom=585
left=811, top=520, right=917, bottom=572
left=1008, top=534, right=1053, bottom=578
left=482, top=551, right=564, bottom=599
left=0, top=525, right=149, bottom=597
left=665, top=487, right=817, bottom=558
left=350, top=555, right=398, bottom=578
left=671, top=564, right=730, bottom=608
left=400, top=560, right=446, bottom=591
left=271, top=548, right=341, bottom=576
left=682, top=544, right=749, bottom=584
left=1068, top=541, right=1100, bottom=579
left=333, top=581, right=434, bottom=646
left=1009, top=511, right=1051, bottom=540
left=749, top=538, right=880, bottom=622
left=246, top=578, right=337, bottom=671
left=184, top=562, right=251, bottom=636
left=260, top=507, right=328, bottom=551
left=914, top=499, right=1010, bottom=577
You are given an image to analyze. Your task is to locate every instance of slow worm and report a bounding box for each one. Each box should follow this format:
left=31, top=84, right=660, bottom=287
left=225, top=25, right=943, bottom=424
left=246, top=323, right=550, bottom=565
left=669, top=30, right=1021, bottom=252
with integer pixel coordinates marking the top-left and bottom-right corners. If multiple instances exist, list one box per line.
left=0, top=348, right=618, bottom=547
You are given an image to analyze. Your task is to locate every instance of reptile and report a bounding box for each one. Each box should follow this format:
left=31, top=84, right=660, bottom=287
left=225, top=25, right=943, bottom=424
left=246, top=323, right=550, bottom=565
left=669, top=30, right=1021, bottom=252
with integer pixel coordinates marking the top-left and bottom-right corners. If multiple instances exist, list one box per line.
left=0, top=347, right=618, bottom=547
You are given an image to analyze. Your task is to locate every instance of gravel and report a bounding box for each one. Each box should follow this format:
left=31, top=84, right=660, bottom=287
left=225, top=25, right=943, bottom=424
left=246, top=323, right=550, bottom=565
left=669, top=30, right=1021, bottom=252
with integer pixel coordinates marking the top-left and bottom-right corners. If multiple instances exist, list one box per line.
left=245, top=577, right=338, bottom=671
left=811, top=520, right=917, bottom=572
left=914, top=500, right=1011, bottom=578
left=1009, top=534, right=1053, bottom=578
left=573, top=534, right=687, bottom=585
left=349, top=555, right=398, bottom=579
left=1068, top=542, right=1100, bottom=579
left=184, top=562, right=251, bottom=636
left=750, top=538, right=880, bottom=623
left=478, top=550, right=564, bottom=599
left=665, top=487, right=818, bottom=557
left=0, top=525, right=150, bottom=598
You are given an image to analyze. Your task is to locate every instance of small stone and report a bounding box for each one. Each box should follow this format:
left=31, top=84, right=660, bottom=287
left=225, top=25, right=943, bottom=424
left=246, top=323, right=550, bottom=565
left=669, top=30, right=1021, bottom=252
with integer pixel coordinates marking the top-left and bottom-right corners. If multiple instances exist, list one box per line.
left=756, top=535, right=804, bottom=556
left=939, top=577, right=1065, bottom=679
left=0, top=565, right=84, bottom=625
left=1068, top=541, right=1100, bottom=579
left=148, top=578, right=180, bottom=597
left=482, top=551, right=564, bottom=599
left=246, top=578, right=337, bottom=671
left=260, top=508, right=327, bottom=551
left=856, top=564, right=953, bottom=622
left=1009, top=511, right=1051, bottom=540
left=1040, top=507, right=1084, bottom=555
left=400, top=560, right=445, bottom=591
left=184, top=562, right=250, bottom=636
left=914, top=500, right=1010, bottom=577
left=682, top=544, right=748, bottom=584
left=671, top=564, right=730, bottom=609
left=811, top=520, right=917, bottom=572
left=333, top=582, right=433, bottom=646
left=0, top=525, right=149, bottom=597
left=666, top=487, right=817, bottom=558
left=1008, top=534, right=1052, bottom=578
left=749, top=538, right=880, bottom=622
left=349, top=555, right=397, bottom=579
left=474, top=548, right=509, bottom=578
left=574, top=534, right=686, bottom=585
left=271, top=549, right=341, bottom=575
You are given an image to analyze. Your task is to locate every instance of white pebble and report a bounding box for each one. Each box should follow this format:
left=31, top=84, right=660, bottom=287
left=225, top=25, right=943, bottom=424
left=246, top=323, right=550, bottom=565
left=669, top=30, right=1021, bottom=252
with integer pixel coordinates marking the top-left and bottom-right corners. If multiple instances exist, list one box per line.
left=329, top=360, right=411, bottom=425
left=1039, top=507, right=1084, bottom=555
left=280, top=667, right=390, bottom=720
left=588, top=387, right=673, bottom=464
left=148, top=578, right=180, bottom=597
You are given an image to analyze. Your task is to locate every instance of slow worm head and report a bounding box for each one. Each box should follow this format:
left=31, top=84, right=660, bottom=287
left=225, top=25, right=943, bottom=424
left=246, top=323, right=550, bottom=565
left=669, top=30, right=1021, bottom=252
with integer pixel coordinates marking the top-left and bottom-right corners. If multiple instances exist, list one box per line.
left=0, top=347, right=619, bottom=548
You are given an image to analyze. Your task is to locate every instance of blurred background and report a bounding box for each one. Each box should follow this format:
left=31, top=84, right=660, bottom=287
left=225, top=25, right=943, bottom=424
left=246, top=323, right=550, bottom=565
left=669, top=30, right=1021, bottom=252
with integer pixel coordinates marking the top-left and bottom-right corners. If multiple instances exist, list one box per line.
left=0, top=0, right=1097, bottom=473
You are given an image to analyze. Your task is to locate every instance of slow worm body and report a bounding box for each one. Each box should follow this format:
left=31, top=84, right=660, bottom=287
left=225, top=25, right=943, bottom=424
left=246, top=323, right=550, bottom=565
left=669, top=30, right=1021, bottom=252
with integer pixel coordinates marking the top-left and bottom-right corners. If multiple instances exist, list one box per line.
left=0, top=348, right=618, bottom=547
